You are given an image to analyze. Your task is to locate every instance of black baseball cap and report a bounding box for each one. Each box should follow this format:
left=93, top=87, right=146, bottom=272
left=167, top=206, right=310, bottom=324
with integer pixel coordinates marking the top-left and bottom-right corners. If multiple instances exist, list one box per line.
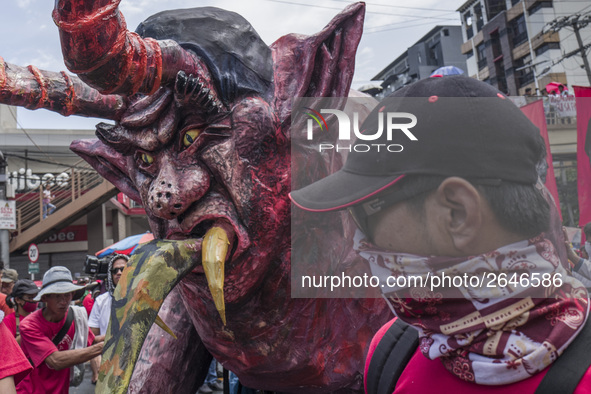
left=11, top=279, right=39, bottom=298
left=289, top=76, right=543, bottom=212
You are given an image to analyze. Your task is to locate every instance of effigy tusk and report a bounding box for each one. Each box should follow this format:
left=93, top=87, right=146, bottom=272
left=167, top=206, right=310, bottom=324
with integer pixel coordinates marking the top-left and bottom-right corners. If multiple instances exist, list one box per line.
left=202, top=226, right=230, bottom=325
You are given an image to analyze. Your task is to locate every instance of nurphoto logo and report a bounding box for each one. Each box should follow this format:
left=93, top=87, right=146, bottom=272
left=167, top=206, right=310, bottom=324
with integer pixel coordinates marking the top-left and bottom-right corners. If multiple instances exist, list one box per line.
left=304, top=108, right=418, bottom=153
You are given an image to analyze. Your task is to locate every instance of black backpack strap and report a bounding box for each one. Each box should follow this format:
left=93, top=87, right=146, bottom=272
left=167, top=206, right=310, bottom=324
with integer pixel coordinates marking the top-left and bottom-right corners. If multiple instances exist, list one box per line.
left=52, top=306, right=74, bottom=346
left=535, top=317, right=591, bottom=394
left=366, top=318, right=419, bottom=394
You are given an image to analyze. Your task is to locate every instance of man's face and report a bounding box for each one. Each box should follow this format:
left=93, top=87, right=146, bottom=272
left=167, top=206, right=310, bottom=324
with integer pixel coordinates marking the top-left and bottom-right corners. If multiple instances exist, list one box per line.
left=369, top=200, right=432, bottom=255
left=43, top=292, right=73, bottom=318
left=111, top=258, right=127, bottom=287
left=1, top=281, right=14, bottom=295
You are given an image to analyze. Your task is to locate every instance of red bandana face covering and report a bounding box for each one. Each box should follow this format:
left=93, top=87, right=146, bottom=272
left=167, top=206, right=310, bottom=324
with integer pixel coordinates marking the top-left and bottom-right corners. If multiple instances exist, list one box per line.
left=355, top=230, right=589, bottom=385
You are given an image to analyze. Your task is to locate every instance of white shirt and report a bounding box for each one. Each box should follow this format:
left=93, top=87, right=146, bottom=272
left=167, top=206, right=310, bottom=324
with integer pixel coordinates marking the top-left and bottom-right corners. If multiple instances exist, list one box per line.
left=88, top=292, right=112, bottom=336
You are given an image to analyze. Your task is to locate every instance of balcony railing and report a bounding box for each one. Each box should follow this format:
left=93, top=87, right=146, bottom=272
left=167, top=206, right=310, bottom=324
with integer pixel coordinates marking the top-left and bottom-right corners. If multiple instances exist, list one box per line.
left=13, top=166, right=105, bottom=235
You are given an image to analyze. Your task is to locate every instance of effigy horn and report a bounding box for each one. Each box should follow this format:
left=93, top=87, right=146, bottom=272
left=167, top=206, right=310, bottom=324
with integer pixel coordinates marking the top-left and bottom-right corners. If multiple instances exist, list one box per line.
left=52, top=0, right=224, bottom=107
left=0, top=57, right=125, bottom=121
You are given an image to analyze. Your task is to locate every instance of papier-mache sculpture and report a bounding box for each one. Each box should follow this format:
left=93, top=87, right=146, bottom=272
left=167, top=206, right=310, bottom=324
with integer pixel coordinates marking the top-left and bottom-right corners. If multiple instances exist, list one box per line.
left=0, top=1, right=392, bottom=392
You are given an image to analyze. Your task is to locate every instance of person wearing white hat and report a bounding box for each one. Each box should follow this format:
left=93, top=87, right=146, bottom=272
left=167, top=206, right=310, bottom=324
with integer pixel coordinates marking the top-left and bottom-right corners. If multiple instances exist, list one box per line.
left=17, top=266, right=104, bottom=394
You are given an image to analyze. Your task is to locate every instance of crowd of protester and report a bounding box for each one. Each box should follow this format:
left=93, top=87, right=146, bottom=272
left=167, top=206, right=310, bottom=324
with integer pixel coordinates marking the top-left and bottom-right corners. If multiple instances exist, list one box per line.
left=0, top=253, right=239, bottom=394
left=3, top=225, right=591, bottom=394
left=2, top=74, right=591, bottom=394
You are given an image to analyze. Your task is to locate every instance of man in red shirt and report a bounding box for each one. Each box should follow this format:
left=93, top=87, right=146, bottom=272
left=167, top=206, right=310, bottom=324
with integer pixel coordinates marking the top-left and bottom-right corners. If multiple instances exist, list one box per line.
left=0, top=262, right=14, bottom=316
left=0, top=319, right=32, bottom=394
left=291, top=76, right=591, bottom=392
left=18, top=266, right=104, bottom=394
left=3, top=279, right=39, bottom=343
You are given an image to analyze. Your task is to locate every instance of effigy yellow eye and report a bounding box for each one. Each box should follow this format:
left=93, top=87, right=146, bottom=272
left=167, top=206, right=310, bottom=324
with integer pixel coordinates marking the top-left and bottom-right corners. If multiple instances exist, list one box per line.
left=183, top=129, right=201, bottom=147
left=141, top=153, right=154, bottom=165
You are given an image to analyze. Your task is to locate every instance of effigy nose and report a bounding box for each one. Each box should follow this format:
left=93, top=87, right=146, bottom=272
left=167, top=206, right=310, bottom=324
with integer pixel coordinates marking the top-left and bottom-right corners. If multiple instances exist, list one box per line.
left=149, top=180, right=184, bottom=219
left=146, top=159, right=210, bottom=220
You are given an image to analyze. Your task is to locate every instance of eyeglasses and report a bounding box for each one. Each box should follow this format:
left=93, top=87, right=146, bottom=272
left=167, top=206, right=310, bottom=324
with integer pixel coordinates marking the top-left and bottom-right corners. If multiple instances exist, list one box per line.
left=348, top=177, right=502, bottom=240
left=110, top=267, right=125, bottom=274
left=347, top=183, right=430, bottom=239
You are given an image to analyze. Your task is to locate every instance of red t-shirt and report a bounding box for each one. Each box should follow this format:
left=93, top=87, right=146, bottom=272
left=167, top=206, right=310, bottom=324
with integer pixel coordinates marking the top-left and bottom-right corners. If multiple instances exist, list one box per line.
left=365, top=318, right=591, bottom=394
left=82, top=293, right=94, bottom=317
left=0, top=321, right=32, bottom=384
left=0, top=292, right=14, bottom=316
left=3, top=312, right=31, bottom=338
left=17, top=308, right=95, bottom=394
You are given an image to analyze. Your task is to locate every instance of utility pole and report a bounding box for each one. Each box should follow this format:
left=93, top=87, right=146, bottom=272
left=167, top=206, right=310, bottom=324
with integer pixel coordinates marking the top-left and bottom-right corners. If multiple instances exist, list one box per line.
left=0, top=151, right=10, bottom=268
left=546, top=14, right=591, bottom=86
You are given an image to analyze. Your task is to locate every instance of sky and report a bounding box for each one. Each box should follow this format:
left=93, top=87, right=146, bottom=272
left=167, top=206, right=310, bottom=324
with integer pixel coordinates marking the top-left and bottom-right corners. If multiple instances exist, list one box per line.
left=0, top=0, right=463, bottom=130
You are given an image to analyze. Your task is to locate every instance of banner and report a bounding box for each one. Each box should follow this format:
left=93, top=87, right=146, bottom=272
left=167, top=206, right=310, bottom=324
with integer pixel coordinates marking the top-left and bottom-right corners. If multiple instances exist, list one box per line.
left=0, top=200, right=16, bottom=230
left=548, top=95, right=577, bottom=117
left=574, top=86, right=591, bottom=226
left=520, top=99, right=561, bottom=219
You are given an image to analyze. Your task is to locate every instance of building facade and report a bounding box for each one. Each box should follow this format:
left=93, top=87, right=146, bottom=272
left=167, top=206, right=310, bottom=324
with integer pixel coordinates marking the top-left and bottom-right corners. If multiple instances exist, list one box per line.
left=458, top=0, right=591, bottom=95
left=371, top=25, right=468, bottom=98
left=1, top=104, right=149, bottom=280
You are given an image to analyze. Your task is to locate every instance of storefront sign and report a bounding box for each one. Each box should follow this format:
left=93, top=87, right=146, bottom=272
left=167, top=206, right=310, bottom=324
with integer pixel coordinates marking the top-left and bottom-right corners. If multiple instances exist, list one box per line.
left=43, top=225, right=87, bottom=244
left=8, top=168, right=70, bottom=192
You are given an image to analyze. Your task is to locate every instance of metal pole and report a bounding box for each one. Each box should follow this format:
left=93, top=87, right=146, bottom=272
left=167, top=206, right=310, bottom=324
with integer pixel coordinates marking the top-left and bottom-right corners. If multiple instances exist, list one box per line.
left=573, top=23, right=591, bottom=86
left=523, top=1, right=540, bottom=93
left=0, top=151, right=9, bottom=268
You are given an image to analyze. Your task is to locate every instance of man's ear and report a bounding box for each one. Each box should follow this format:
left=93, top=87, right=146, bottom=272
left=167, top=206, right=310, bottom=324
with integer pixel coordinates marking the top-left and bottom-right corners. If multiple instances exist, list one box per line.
left=433, top=177, right=483, bottom=253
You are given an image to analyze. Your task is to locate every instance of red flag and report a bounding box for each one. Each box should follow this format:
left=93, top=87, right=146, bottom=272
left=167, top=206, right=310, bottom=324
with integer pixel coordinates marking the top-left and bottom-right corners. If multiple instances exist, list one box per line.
left=520, top=99, right=561, bottom=219
left=574, top=86, right=591, bottom=225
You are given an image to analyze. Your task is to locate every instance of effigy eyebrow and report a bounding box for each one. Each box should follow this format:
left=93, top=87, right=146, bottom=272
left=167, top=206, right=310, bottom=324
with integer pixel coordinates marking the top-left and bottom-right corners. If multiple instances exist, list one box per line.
left=95, top=89, right=179, bottom=154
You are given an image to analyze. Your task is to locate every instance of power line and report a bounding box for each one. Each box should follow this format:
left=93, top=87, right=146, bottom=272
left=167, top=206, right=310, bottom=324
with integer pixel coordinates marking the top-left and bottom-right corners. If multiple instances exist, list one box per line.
left=3, top=152, right=91, bottom=171
left=544, top=13, right=591, bottom=84
left=7, top=109, right=63, bottom=167
left=364, top=20, right=455, bottom=34
left=329, top=0, right=457, bottom=12
left=364, top=14, right=460, bottom=33
left=262, top=0, right=458, bottom=20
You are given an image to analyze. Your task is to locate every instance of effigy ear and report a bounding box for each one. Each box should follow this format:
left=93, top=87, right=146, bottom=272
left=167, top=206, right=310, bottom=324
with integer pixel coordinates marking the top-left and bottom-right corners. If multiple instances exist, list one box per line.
left=270, top=2, right=365, bottom=134
left=70, top=138, right=142, bottom=203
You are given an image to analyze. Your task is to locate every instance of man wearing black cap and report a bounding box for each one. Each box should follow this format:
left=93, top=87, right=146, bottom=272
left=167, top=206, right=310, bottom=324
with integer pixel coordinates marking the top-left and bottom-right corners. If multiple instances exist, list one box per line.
left=291, top=76, right=590, bottom=392
left=4, top=279, right=39, bottom=343
left=17, top=267, right=104, bottom=394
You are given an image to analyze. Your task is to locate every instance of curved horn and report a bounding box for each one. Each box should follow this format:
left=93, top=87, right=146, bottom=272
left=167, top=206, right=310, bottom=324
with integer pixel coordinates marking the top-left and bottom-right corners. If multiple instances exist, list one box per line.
left=53, top=0, right=223, bottom=109
left=0, top=57, right=125, bottom=121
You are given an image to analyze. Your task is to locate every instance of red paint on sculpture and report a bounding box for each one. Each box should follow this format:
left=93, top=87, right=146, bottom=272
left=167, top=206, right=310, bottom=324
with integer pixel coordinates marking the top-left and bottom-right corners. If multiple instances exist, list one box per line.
left=0, top=2, right=392, bottom=393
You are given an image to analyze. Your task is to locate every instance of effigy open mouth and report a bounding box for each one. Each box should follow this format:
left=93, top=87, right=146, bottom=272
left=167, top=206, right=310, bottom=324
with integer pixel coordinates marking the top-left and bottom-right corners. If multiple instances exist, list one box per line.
left=97, top=196, right=250, bottom=393
left=168, top=191, right=251, bottom=322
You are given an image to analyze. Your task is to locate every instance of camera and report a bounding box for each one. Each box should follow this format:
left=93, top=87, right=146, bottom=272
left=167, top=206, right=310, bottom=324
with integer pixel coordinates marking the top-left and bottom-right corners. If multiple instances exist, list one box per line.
left=84, top=255, right=109, bottom=280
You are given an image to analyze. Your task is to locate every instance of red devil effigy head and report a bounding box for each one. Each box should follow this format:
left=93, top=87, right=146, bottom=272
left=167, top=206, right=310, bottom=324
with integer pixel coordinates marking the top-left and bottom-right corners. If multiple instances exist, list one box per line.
left=1, top=2, right=392, bottom=392
left=61, top=2, right=365, bottom=311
